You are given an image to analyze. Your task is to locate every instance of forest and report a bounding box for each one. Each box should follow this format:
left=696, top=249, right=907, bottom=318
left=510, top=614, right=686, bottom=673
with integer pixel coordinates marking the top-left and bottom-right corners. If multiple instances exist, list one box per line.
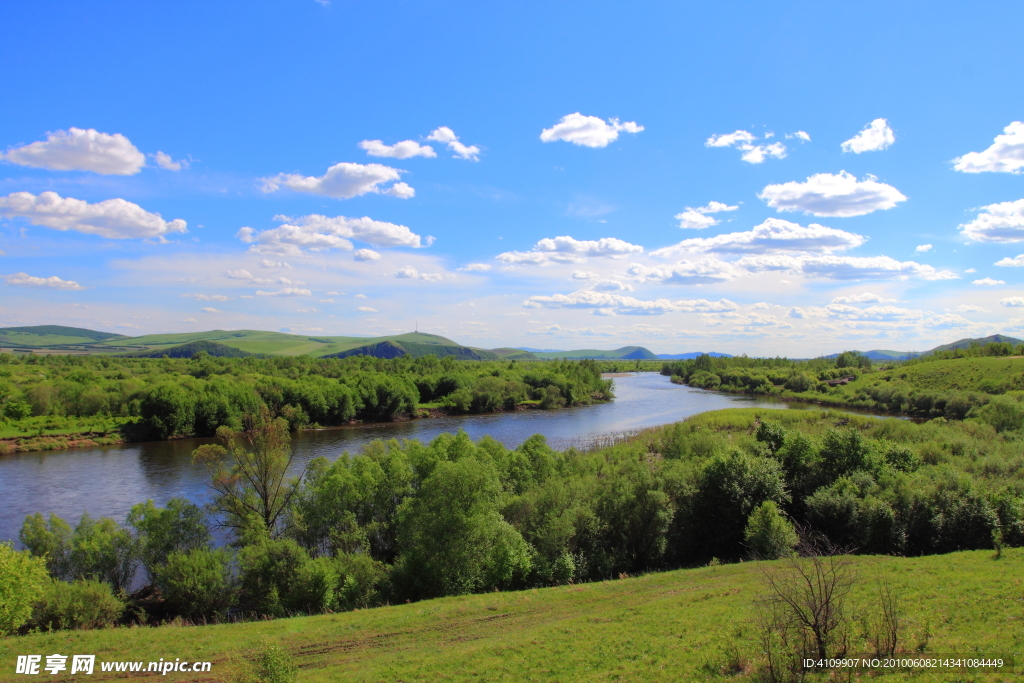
left=0, top=353, right=613, bottom=451
left=3, top=402, right=1023, bottom=636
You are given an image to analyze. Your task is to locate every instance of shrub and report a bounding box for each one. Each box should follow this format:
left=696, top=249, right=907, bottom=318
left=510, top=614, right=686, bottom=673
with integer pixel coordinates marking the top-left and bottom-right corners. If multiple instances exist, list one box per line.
left=236, top=640, right=297, bottom=683
left=0, top=542, right=49, bottom=635
left=31, top=578, right=125, bottom=631
left=238, top=539, right=333, bottom=616
left=153, top=548, right=234, bottom=622
left=128, top=498, right=211, bottom=580
left=744, top=501, right=798, bottom=560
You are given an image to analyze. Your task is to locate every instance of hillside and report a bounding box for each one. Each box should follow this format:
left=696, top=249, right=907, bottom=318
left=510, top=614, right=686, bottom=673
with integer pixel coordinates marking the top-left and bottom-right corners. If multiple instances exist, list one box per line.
left=530, top=345, right=659, bottom=360
left=656, top=351, right=733, bottom=360
left=2, top=550, right=1018, bottom=681
left=924, top=334, right=1024, bottom=355
left=126, top=340, right=254, bottom=358
left=0, top=325, right=128, bottom=348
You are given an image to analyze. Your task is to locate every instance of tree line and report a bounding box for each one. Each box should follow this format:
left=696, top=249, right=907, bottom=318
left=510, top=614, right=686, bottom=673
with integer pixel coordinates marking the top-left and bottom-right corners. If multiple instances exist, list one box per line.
left=0, top=353, right=613, bottom=440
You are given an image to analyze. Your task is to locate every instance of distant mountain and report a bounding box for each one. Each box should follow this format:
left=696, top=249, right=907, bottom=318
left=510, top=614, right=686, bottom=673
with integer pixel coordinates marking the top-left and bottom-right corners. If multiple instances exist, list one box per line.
left=489, top=348, right=539, bottom=360
left=516, top=347, right=565, bottom=353
left=528, top=346, right=659, bottom=360
left=923, top=334, right=1024, bottom=356
left=325, top=340, right=499, bottom=361
left=0, top=325, right=128, bottom=347
left=656, top=352, right=734, bottom=360
left=822, top=349, right=921, bottom=361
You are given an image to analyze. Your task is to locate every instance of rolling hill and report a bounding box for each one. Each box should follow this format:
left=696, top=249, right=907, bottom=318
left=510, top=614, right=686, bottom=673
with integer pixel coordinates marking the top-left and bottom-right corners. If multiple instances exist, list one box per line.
left=0, top=325, right=129, bottom=348
left=923, top=334, right=1024, bottom=355
left=527, top=346, right=659, bottom=360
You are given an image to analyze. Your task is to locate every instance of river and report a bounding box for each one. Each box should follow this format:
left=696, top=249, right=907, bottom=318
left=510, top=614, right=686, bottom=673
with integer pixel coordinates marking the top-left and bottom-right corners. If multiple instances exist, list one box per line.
left=0, top=373, right=845, bottom=544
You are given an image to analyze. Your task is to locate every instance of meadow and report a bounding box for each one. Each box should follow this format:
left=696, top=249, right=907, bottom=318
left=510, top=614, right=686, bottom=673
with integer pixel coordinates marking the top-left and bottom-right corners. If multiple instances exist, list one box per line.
left=2, top=549, right=1020, bottom=682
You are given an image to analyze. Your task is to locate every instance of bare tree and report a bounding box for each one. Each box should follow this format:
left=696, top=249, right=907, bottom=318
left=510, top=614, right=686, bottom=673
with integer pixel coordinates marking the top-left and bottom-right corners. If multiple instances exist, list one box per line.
left=755, top=529, right=856, bottom=681
left=870, top=577, right=901, bottom=658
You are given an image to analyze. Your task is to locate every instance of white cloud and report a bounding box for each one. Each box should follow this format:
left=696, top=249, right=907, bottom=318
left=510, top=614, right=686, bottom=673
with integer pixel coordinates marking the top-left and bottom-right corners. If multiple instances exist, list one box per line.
left=259, top=259, right=292, bottom=269
left=0, top=191, right=187, bottom=240
left=225, top=269, right=303, bottom=286
left=356, top=306, right=378, bottom=312
left=425, top=127, right=481, bottom=160
left=965, top=268, right=976, bottom=273
left=959, top=199, right=1024, bottom=243
left=841, top=119, right=895, bottom=154
left=627, top=259, right=740, bottom=285
left=182, top=293, right=230, bottom=301
left=153, top=151, right=189, bottom=171
left=793, top=255, right=958, bottom=281
left=787, top=131, right=811, bottom=142
left=996, top=254, right=1024, bottom=267
left=922, top=314, right=973, bottom=329
left=458, top=263, right=491, bottom=271
left=915, top=244, right=932, bottom=253
left=524, top=290, right=678, bottom=316
left=1001, top=297, right=1024, bottom=307
left=759, top=171, right=906, bottom=217
left=830, top=292, right=897, bottom=304
left=653, top=218, right=865, bottom=258
left=953, top=121, right=1024, bottom=174
left=675, top=201, right=739, bottom=229
left=2, top=127, right=145, bottom=175
left=705, top=130, right=787, bottom=164
left=572, top=270, right=597, bottom=280
left=358, top=139, right=436, bottom=159
left=383, top=182, right=415, bottom=199
left=674, top=298, right=739, bottom=312
left=539, top=113, right=643, bottom=148
left=4, top=272, right=84, bottom=290
left=497, top=235, right=643, bottom=265
left=789, top=307, right=806, bottom=319
left=238, top=214, right=427, bottom=255
left=590, top=279, right=633, bottom=291
left=825, top=304, right=922, bottom=321
left=955, top=304, right=989, bottom=313
left=354, top=293, right=367, bottom=298
left=260, top=162, right=411, bottom=199
left=353, top=248, right=381, bottom=261
left=973, top=277, right=1005, bottom=286
left=395, top=266, right=442, bottom=282
left=319, top=299, right=335, bottom=304
left=255, top=288, right=311, bottom=297
left=201, top=307, right=221, bottom=313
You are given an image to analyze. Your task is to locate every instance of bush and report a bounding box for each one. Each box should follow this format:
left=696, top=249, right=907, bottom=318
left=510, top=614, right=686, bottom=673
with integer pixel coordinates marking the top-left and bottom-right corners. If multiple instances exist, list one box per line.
left=31, top=578, right=125, bottom=631
left=744, top=501, right=798, bottom=560
left=236, top=641, right=297, bottom=683
left=0, top=542, right=49, bottom=635
left=334, top=553, right=388, bottom=610
left=153, top=548, right=234, bottom=622
left=971, top=397, right=1024, bottom=433
left=128, top=498, right=211, bottom=579
left=238, top=539, right=333, bottom=617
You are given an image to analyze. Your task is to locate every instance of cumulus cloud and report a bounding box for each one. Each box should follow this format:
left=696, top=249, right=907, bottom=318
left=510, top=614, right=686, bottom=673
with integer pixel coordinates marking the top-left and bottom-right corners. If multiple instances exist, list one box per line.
left=2, top=127, right=145, bottom=175
left=793, top=255, right=958, bottom=281
left=497, top=235, right=643, bottom=265
left=572, top=270, right=597, bottom=280
left=973, top=277, right=1005, bottom=285
left=915, top=244, right=932, bottom=252
left=201, top=307, right=221, bottom=313
left=395, top=266, right=443, bottom=282
left=955, top=304, right=989, bottom=313
left=358, top=139, right=436, bottom=159
left=1002, top=297, right=1024, bottom=307
left=383, top=182, right=415, bottom=199
left=841, top=119, right=895, bottom=153
left=153, top=151, right=189, bottom=171
left=238, top=214, right=427, bottom=255
left=458, top=263, right=491, bottom=271
left=182, top=293, right=230, bottom=301
left=539, top=113, right=643, bottom=148
left=830, top=292, right=897, bottom=304
left=356, top=306, right=378, bottom=312
left=259, top=259, right=291, bottom=269
left=353, top=248, right=381, bottom=261
left=759, top=171, right=907, bottom=217
left=824, top=304, right=922, bottom=321
left=789, top=307, right=806, bottom=319
left=4, top=272, right=84, bottom=290
left=225, top=270, right=303, bottom=286
left=705, top=130, right=787, bottom=164
left=959, top=199, right=1024, bottom=243
left=524, top=290, right=677, bottom=316
left=654, top=218, right=866, bottom=260
left=590, top=279, right=633, bottom=292
left=953, top=121, right=1024, bottom=174
left=675, top=201, right=739, bottom=229
left=922, top=314, right=973, bottom=329
left=787, top=131, right=811, bottom=142
left=996, top=254, right=1024, bottom=267
left=425, top=127, right=481, bottom=160
left=255, top=288, right=311, bottom=297
left=627, top=259, right=740, bottom=285
left=260, top=162, right=411, bottom=199
left=0, top=191, right=187, bottom=240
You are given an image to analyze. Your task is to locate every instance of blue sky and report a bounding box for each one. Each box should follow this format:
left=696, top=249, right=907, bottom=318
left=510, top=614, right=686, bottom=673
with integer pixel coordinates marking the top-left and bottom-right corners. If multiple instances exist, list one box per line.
left=1, top=0, right=1023, bottom=355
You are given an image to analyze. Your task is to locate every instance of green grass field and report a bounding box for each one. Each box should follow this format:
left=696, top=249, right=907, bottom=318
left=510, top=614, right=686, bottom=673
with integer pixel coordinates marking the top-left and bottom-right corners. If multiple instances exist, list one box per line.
left=3, top=550, right=1020, bottom=682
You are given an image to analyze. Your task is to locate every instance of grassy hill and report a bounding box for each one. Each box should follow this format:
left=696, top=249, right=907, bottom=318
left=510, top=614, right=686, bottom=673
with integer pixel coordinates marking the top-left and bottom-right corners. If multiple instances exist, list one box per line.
left=126, top=340, right=254, bottom=358
left=0, top=325, right=128, bottom=348
left=924, top=334, right=1024, bottom=356
left=3, top=549, right=1019, bottom=681
left=530, top=345, right=659, bottom=360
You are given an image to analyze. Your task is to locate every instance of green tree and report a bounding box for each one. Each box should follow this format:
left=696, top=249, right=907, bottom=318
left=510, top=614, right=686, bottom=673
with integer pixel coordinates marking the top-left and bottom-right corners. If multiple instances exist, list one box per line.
left=153, top=548, right=235, bottom=622
left=127, top=498, right=211, bottom=579
left=744, top=501, right=798, bottom=560
left=193, top=409, right=298, bottom=541
left=0, top=542, right=49, bottom=635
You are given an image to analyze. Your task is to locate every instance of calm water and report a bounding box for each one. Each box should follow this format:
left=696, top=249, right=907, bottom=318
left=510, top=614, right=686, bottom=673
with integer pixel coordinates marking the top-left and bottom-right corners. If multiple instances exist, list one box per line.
left=0, top=373, right=838, bottom=544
